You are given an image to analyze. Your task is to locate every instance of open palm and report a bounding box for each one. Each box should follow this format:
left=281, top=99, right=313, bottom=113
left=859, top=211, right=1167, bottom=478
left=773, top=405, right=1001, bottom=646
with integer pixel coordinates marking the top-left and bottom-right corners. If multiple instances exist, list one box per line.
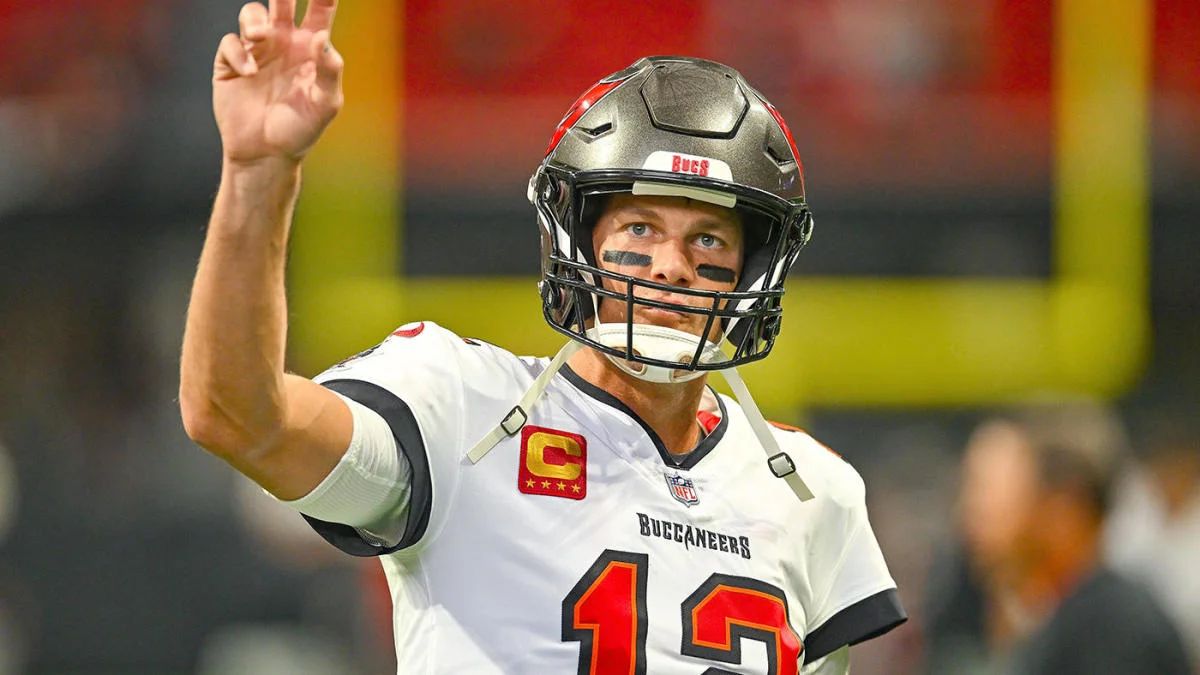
left=213, top=0, right=343, bottom=163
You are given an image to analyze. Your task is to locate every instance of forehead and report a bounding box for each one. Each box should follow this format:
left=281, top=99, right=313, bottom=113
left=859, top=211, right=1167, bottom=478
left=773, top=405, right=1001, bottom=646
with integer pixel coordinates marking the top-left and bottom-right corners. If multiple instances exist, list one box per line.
left=962, top=422, right=1038, bottom=490
left=596, top=193, right=742, bottom=232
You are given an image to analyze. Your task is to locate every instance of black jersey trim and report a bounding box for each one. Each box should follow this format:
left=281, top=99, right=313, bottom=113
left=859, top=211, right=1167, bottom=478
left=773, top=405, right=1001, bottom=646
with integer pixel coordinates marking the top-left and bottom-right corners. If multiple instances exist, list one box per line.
left=803, top=587, right=907, bottom=663
left=298, top=379, right=433, bottom=557
left=560, top=364, right=728, bottom=470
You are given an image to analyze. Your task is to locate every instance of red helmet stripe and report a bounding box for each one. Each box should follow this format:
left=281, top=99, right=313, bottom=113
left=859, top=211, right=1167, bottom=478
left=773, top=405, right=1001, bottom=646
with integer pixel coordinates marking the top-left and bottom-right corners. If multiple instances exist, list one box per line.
left=544, top=77, right=629, bottom=157
left=759, top=97, right=805, bottom=191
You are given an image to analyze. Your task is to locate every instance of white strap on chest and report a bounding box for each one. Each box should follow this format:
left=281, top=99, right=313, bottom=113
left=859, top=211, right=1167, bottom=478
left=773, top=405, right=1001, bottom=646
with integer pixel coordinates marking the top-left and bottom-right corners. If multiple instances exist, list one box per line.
left=720, top=366, right=815, bottom=501
left=465, top=340, right=814, bottom=502
left=466, top=341, right=582, bottom=464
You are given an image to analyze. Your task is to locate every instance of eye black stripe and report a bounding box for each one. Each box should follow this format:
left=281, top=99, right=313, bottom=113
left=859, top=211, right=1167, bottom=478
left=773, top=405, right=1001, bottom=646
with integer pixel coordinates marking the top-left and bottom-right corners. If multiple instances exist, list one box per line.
left=697, top=265, right=736, bottom=282
left=602, top=250, right=653, bottom=266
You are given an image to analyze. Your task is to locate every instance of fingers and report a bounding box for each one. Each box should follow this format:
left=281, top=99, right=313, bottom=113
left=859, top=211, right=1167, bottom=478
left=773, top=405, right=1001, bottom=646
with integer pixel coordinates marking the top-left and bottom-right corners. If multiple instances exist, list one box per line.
left=238, top=2, right=270, bottom=41
left=269, top=0, right=296, bottom=26
left=301, top=0, right=337, bottom=32
left=214, top=33, right=257, bottom=80
left=310, top=31, right=344, bottom=112
left=238, top=1, right=271, bottom=67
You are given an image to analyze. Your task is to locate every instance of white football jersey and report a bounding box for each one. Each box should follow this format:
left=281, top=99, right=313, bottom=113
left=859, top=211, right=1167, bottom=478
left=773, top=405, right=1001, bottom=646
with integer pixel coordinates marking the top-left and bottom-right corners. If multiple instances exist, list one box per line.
left=308, top=321, right=904, bottom=674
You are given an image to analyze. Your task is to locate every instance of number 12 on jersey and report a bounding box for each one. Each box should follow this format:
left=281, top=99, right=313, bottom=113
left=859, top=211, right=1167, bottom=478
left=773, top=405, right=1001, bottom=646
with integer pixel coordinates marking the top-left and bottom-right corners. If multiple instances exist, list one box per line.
left=562, top=549, right=803, bottom=675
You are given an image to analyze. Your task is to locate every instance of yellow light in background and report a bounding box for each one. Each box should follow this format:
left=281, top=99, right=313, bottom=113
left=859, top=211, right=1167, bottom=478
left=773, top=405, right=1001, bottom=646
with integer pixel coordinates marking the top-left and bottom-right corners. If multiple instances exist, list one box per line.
left=292, top=0, right=1149, bottom=415
left=289, top=0, right=402, bottom=362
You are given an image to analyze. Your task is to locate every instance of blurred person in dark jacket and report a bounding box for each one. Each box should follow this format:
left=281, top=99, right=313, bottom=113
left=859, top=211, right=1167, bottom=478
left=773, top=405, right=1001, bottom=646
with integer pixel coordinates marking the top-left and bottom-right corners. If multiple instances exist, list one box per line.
left=928, top=402, right=1192, bottom=674
left=1105, top=406, right=1200, bottom=668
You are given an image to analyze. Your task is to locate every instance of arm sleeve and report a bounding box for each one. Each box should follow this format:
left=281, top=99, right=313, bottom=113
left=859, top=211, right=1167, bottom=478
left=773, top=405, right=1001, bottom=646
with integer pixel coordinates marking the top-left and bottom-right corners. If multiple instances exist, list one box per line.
left=801, top=646, right=849, bottom=675
left=280, top=393, right=412, bottom=547
left=803, top=466, right=907, bottom=663
left=300, top=321, right=468, bottom=556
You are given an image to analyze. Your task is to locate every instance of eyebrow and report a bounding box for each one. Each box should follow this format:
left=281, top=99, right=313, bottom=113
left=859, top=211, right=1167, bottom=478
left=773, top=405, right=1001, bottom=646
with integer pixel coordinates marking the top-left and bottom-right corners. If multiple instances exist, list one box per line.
left=611, top=206, right=740, bottom=233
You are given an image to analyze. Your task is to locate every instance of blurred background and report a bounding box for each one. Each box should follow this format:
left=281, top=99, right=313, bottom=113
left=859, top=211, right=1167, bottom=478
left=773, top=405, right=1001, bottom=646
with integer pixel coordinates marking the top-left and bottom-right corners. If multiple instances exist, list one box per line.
left=0, top=0, right=1197, bottom=673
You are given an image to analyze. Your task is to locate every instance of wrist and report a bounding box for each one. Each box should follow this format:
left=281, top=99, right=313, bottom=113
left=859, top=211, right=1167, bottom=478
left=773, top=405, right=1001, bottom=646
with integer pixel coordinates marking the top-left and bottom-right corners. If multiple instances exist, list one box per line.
left=220, top=155, right=303, bottom=197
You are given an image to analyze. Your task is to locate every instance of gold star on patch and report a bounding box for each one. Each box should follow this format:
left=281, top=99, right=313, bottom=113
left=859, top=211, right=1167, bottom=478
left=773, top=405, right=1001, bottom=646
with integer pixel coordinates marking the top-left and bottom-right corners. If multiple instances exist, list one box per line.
left=557, top=481, right=567, bottom=491
left=525, top=479, right=535, bottom=488
left=541, top=480, right=551, bottom=489
left=571, top=484, right=581, bottom=493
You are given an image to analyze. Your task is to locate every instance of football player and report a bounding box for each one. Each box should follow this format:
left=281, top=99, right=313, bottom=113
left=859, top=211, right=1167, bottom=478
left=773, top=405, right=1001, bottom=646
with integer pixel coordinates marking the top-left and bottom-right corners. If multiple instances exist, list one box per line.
left=181, top=1, right=907, bottom=672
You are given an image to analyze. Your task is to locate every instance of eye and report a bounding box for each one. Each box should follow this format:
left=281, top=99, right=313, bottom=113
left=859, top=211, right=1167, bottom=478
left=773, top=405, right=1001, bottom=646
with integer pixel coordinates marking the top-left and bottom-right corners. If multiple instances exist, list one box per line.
left=627, top=223, right=650, bottom=237
left=697, top=233, right=723, bottom=249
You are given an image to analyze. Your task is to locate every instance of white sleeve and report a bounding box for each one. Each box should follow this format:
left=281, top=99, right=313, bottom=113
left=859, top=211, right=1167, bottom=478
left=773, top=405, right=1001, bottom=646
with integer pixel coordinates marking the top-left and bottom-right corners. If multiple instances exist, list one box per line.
left=801, top=646, right=849, bottom=675
left=302, top=321, right=472, bottom=556
left=281, top=393, right=412, bottom=547
left=803, top=461, right=906, bottom=663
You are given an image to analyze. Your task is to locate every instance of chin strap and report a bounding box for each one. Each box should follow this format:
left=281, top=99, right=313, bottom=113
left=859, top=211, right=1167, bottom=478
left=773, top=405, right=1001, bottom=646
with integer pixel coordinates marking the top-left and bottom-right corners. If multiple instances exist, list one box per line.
left=588, top=323, right=727, bottom=384
left=466, top=340, right=582, bottom=464
left=719, top=365, right=815, bottom=501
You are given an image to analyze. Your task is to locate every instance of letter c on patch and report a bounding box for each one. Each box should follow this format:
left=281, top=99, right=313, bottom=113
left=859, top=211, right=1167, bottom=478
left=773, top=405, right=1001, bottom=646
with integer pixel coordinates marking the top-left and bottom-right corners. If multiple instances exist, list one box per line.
left=525, top=431, right=583, bottom=480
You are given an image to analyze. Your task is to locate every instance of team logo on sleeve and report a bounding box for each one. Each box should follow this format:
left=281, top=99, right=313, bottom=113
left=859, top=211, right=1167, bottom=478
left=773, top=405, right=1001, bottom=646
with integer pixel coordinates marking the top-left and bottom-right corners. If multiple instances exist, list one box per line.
left=518, top=426, right=587, bottom=500
left=391, top=321, right=425, bottom=338
left=664, top=472, right=700, bottom=507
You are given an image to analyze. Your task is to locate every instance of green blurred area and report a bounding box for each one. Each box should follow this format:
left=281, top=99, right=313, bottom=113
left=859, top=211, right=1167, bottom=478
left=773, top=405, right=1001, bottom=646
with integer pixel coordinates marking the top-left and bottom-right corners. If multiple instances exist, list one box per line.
left=292, top=0, right=1153, bottom=411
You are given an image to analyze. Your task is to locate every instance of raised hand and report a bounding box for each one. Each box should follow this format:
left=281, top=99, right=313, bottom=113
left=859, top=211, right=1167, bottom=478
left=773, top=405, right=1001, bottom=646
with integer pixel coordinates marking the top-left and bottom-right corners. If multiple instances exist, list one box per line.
left=213, top=0, right=343, bottom=165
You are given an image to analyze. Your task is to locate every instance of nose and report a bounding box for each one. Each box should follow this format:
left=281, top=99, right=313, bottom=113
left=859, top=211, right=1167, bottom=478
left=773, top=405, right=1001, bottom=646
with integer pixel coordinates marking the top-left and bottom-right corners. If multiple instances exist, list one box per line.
left=650, top=238, right=695, bottom=287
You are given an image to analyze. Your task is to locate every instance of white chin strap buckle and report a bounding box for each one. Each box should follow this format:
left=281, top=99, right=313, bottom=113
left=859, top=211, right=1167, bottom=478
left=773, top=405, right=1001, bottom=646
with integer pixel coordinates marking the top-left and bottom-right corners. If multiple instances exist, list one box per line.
left=587, top=323, right=727, bottom=384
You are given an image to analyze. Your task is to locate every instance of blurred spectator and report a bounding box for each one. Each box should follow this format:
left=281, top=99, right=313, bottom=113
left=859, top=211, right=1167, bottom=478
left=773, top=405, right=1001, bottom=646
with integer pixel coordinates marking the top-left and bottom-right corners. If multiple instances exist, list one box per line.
left=923, top=420, right=1028, bottom=674
left=1106, top=407, right=1200, bottom=667
left=926, top=402, right=1193, bottom=674
left=0, top=0, right=169, bottom=215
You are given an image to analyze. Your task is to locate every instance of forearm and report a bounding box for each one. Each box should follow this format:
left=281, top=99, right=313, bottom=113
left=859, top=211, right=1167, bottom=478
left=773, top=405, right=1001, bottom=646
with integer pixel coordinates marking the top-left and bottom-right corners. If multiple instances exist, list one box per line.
left=180, top=158, right=303, bottom=456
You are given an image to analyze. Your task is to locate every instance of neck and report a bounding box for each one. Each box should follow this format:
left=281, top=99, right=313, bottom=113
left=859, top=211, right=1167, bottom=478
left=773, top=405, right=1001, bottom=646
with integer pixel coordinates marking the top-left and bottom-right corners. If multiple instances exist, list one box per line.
left=1020, top=500, right=1102, bottom=609
left=568, top=346, right=707, bottom=456
left=1041, top=519, right=1101, bottom=599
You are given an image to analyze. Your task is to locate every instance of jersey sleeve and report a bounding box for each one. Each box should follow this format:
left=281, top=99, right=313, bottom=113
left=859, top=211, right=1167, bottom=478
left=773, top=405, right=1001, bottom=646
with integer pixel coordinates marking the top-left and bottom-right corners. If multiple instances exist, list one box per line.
left=303, top=321, right=469, bottom=557
left=799, top=646, right=849, bottom=675
left=802, top=457, right=907, bottom=663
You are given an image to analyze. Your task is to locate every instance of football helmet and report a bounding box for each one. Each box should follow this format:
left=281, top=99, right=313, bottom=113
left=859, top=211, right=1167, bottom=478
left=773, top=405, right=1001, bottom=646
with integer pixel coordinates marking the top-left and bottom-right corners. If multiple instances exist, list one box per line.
left=529, top=56, right=813, bottom=381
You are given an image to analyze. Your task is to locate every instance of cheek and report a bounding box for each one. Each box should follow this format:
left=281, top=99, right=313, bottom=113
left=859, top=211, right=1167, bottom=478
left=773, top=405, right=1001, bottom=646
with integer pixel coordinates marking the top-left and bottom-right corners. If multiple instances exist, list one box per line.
left=597, top=301, right=622, bottom=322
left=593, top=294, right=629, bottom=326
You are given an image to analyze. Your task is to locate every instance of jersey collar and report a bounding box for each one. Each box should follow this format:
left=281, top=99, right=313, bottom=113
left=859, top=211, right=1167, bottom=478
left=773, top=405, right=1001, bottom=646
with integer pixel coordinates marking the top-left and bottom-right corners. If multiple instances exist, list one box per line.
left=560, top=364, right=729, bottom=470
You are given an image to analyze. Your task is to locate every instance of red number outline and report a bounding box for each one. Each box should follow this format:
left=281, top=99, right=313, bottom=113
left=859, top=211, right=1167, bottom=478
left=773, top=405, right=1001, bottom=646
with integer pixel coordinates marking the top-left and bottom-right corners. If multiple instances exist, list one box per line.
left=564, top=553, right=804, bottom=674
left=561, top=549, right=649, bottom=675
left=681, top=574, right=803, bottom=675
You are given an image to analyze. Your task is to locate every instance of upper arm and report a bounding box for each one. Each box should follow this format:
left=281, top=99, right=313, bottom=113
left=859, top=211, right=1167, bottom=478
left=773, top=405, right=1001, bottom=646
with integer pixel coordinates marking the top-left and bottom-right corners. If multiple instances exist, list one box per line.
left=230, top=373, right=353, bottom=500
left=294, top=321, right=494, bottom=556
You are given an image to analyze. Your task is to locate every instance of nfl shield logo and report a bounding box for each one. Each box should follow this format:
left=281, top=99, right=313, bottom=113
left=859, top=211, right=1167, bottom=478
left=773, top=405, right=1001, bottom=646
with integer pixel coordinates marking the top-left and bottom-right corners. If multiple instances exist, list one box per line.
left=664, top=473, right=700, bottom=507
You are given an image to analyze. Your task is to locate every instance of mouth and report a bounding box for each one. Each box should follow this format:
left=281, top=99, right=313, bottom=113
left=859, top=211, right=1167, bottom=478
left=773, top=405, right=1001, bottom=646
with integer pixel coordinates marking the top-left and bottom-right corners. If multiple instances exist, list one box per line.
left=633, top=304, right=710, bottom=336
left=637, top=306, right=690, bottom=322
left=636, top=290, right=708, bottom=311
